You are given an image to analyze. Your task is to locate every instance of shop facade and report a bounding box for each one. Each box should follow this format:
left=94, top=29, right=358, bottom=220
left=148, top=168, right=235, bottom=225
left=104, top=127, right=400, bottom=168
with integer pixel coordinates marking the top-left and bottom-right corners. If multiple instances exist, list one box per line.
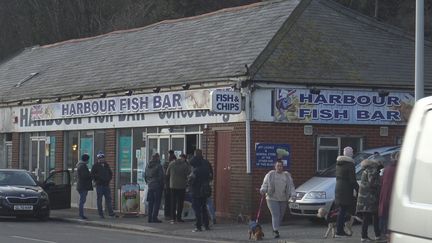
left=0, top=0, right=431, bottom=220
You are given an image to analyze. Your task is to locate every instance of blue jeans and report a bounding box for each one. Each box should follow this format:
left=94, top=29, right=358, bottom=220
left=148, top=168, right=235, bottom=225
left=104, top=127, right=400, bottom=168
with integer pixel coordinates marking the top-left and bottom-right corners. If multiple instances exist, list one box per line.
left=96, top=185, right=114, bottom=216
left=78, top=190, right=88, bottom=217
left=147, top=187, right=163, bottom=222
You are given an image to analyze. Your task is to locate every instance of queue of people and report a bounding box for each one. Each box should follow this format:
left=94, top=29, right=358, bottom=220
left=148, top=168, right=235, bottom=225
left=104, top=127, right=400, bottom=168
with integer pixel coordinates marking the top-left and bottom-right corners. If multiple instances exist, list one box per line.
left=75, top=149, right=215, bottom=233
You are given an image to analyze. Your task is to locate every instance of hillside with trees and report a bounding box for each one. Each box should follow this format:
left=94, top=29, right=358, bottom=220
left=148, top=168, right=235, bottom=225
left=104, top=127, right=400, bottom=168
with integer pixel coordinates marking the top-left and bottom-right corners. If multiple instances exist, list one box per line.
left=0, top=0, right=430, bottom=62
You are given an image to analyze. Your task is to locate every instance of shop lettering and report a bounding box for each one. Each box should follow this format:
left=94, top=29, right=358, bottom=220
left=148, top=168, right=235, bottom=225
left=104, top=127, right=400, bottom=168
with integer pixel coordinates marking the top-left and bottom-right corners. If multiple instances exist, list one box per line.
left=299, top=93, right=400, bottom=106
left=153, top=94, right=181, bottom=110
left=20, top=108, right=82, bottom=127
left=159, top=110, right=230, bottom=122
left=299, top=109, right=349, bottom=120
left=357, top=110, right=400, bottom=121
left=298, top=108, right=400, bottom=121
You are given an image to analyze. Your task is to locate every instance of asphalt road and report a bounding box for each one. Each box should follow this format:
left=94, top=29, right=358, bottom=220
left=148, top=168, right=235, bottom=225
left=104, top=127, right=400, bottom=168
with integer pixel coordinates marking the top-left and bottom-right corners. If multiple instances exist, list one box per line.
left=0, top=217, right=231, bottom=243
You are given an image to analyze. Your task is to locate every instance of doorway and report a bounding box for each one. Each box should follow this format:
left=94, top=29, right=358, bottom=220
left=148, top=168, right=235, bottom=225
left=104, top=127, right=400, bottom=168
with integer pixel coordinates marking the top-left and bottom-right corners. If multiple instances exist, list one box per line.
left=215, top=131, right=232, bottom=217
left=29, top=136, right=48, bottom=181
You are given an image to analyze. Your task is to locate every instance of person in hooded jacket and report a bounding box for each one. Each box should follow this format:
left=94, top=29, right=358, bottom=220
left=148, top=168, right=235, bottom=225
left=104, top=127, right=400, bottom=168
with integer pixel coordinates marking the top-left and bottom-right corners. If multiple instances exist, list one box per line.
left=357, top=158, right=385, bottom=242
left=189, top=149, right=213, bottom=232
left=145, top=153, right=164, bottom=223
left=334, top=146, right=359, bottom=237
left=76, top=153, right=93, bottom=219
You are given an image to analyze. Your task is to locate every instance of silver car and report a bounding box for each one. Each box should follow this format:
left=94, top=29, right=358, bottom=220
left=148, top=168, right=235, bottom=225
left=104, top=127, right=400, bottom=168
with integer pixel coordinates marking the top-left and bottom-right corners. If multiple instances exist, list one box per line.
left=289, top=146, right=400, bottom=217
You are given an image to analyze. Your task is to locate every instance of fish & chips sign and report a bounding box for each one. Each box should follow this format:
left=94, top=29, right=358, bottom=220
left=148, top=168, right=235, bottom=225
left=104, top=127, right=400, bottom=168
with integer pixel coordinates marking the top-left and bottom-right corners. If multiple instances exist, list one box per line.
left=274, top=88, right=414, bottom=125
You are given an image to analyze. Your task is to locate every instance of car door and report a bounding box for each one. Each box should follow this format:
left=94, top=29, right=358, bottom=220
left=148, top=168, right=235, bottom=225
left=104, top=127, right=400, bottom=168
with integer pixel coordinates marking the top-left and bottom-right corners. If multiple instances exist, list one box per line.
left=43, top=170, right=71, bottom=209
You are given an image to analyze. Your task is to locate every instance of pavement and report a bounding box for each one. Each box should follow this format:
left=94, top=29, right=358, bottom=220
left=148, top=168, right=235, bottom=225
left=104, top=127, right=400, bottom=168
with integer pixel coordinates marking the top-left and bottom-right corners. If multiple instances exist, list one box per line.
left=50, top=208, right=368, bottom=242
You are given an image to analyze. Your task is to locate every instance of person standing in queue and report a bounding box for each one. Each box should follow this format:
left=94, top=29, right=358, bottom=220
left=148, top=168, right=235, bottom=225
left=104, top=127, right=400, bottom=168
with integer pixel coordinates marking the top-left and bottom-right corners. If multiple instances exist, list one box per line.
left=76, top=153, right=93, bottom=220
left=145, top=153, right=164, bottom=223
left=189, top=149, right=213, bottom=232
left=91, top=151, right=117, bottom=218
left=166, top=153, right=190, bottom=223
left=334, top=146, right=359, bottom=238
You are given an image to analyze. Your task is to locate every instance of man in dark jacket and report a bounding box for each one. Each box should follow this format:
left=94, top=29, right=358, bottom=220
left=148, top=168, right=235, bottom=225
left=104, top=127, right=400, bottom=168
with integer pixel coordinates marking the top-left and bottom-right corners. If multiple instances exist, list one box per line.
left=334, top=146, right=359, bottom=237
left=189, top=149, right=213, bottom=232
left=91, top=151, right=117, bottom=218
left=145, top=153, right=164, bottom=223
left=76, top=153, right=93, bottom=219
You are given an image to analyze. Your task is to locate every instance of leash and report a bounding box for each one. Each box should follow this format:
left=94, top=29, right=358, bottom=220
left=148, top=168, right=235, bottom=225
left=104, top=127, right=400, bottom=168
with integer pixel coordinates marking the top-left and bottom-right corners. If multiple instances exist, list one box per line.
left=256, top=194, right=265, bottom=223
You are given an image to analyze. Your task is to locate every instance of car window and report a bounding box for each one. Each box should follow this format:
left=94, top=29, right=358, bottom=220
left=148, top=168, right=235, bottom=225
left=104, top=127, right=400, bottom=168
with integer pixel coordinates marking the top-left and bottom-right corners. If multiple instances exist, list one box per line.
left=0, top=171, right=37, bottom=186
left=317, top=152, right=372, bottom=177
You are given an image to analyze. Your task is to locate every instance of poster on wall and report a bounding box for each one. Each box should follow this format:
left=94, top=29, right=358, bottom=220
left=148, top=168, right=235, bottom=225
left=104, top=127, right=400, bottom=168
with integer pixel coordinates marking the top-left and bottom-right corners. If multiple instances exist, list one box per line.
left=136, top=148, right=146, bottom=190
left=49, top=136, right=56, bottom=170
left=119, top=136, right=132, bottom=172
left=255, top=143, right=291, bottom=168
left=80, top=137, right=93, bottom=168
left=273, top=88, right=414, bottom=125
left=120, top=184, right=140, bottom=215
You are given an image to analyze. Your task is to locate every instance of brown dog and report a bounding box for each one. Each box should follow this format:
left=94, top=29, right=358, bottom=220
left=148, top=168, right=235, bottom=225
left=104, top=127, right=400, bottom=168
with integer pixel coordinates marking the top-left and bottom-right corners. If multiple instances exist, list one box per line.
left=317, top=207, right=363, bottom=238
left=248, top=221, right=264, bottom=240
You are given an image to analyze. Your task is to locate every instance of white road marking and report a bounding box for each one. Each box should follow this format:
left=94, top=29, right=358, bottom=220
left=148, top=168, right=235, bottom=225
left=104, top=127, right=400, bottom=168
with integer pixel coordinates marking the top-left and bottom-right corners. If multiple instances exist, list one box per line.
left=10, top=236, right=57, bottom=243
left=77, top=225, right=233, bottom=243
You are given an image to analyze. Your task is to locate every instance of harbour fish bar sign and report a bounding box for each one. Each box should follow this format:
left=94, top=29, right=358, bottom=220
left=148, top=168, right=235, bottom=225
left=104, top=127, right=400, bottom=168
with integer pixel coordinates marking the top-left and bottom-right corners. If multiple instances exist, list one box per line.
left=210, top=90, right=241, bottom=114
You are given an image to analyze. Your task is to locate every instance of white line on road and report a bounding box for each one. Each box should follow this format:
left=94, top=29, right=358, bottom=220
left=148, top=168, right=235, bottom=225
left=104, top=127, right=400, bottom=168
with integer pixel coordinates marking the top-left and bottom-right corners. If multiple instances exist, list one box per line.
left=77, top=225, right=234, bottom=243
left=10, top=236, right=57, bottom=243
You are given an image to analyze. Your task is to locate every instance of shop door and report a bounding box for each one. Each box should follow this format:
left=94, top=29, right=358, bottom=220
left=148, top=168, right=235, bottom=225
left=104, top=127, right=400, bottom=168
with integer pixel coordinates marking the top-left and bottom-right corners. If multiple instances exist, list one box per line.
left=30, top=137, right=48, bottom=181
left=148, top=136, right=169, bottom=164
left=215, top=131, right=232, bottom=217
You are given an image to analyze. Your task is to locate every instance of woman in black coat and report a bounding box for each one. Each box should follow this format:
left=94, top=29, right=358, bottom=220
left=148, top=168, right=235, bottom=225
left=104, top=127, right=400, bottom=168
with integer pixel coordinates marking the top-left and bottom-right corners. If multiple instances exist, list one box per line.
left=334, top=146, right=359, bottom=237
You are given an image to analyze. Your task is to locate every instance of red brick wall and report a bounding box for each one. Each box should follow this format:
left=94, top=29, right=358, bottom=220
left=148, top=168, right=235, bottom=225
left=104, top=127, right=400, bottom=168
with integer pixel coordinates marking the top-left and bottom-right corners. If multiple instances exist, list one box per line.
left=11, top=133, right=20, bottom=169
left=105, top=129, right=117, bottom=208
left=54, top=131, right=64, bottom=170
left=250, top=122, right=405, bottom=221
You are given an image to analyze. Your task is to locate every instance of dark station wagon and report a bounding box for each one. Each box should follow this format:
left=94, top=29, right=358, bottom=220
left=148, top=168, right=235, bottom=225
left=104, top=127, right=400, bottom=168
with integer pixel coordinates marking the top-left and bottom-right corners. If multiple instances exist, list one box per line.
left=0, top=169, right=71, bottom=220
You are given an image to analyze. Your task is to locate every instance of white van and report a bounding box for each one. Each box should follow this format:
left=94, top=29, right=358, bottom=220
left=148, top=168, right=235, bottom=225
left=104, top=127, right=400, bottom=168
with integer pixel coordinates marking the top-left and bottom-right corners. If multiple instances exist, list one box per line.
left=389, top=96, right=432, bottom=242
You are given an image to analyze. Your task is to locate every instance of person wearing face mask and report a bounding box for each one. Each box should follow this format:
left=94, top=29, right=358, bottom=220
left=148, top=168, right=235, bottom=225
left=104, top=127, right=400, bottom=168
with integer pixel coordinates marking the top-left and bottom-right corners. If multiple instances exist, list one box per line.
left=260, top=159, right=296, bottom=239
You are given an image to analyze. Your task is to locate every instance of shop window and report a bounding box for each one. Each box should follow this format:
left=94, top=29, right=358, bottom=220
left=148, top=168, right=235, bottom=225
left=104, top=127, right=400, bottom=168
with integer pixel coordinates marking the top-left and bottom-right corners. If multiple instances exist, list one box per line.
left=118, top=129, right=132, bottom=186
left=186, top=125, right=200, bottom=132
left=80, top=131, right=94, bottom=168
left=65, top=131, right=79, bottom=177
left=317, top=136, right=362, bottom=171
left=20, top=133, right=30, bottom=170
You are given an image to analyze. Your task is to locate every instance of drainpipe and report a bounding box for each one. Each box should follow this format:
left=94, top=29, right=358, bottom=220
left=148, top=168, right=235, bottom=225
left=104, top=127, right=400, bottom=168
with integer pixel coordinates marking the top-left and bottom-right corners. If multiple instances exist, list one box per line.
left=243, top=86, right=252, bottom=174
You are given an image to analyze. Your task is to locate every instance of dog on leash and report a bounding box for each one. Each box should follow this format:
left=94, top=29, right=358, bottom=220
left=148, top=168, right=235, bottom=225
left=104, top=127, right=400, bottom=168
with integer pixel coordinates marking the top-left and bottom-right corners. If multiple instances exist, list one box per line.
left=248, top=220, right=264, bottom=241
left=317, top=207, right=363, bottom=238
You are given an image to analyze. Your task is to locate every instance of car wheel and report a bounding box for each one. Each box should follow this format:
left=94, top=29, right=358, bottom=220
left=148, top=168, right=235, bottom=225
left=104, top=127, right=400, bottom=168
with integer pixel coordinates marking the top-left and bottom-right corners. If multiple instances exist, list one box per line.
left=37, top=210, right=50, bottom=221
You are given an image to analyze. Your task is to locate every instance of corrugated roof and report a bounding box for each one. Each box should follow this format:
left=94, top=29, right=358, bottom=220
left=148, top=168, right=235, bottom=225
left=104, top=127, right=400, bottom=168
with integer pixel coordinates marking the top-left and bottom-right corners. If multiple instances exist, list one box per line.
left=0, top=0, right=299, bottom=103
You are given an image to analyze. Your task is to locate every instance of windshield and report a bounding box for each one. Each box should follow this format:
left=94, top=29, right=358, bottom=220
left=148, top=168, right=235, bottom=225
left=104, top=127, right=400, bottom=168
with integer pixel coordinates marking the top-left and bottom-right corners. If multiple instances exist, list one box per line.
left=0, top=171, right=37, bottom=186
left=317, top=152, right=372, bottom=177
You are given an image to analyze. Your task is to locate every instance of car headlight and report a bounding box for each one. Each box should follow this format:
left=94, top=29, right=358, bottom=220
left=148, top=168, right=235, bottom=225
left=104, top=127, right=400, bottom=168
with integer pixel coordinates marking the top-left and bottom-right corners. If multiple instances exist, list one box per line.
left=40, top=192, right=49, bottom=200
left=305, top=191, right=326, bottom=199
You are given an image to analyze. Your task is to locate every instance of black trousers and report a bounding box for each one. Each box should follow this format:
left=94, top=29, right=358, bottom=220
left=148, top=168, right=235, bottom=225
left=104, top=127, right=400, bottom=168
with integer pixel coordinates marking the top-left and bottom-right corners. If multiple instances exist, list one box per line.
left=192, top=196, right=209, bottom=229
left=170, top=188, right=186, bottom=221
left=163, top=188, right=171, bottom=218
left=361, top=212, right=381, bottom=238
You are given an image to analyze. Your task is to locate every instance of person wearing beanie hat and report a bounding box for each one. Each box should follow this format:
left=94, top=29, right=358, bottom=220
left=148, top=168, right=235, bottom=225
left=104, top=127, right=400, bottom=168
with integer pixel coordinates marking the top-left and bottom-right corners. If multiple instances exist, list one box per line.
left=343, top=146, right=354, bottom=158
left=91, top=151, right=117, bottom=218
left=76, top=153, right=93, bottom=219
left=334, top=146, right=359, bottom=237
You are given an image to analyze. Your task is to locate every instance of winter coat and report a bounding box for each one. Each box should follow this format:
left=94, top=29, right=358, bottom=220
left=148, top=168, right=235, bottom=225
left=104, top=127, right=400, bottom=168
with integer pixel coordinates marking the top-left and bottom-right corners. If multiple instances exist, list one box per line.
left=166, top=159, right=191, bottom=189
left=335, top=155, right=359, bottom=207
left=378, top=161, right=397, bottom=217
left=90, top=159, right=113, bottom=186
left=356, top=159, right=381, bottom=213
left=188, top=155, right=213, bottom=198
left=76, top=161, right=93, bottom=192
left=145, top=159, right=164, bottom=190
left=260, top=170, right=296, bottom=201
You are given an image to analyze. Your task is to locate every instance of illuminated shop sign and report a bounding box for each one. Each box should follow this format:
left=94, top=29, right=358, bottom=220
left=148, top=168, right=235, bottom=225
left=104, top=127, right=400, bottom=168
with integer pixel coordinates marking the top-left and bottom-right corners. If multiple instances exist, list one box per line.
left=274, top=88, right=414, bottom=125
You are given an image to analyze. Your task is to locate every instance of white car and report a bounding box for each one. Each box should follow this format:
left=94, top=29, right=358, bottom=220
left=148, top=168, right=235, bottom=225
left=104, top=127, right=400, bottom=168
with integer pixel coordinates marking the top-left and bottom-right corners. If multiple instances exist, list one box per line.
left=289, top=146, right=400, bottom=217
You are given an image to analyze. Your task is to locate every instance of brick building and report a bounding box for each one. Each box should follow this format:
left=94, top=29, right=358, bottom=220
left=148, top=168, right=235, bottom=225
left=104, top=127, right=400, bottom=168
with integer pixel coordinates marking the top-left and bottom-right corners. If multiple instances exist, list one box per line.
left=0, top=0, right=431, bottom=221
